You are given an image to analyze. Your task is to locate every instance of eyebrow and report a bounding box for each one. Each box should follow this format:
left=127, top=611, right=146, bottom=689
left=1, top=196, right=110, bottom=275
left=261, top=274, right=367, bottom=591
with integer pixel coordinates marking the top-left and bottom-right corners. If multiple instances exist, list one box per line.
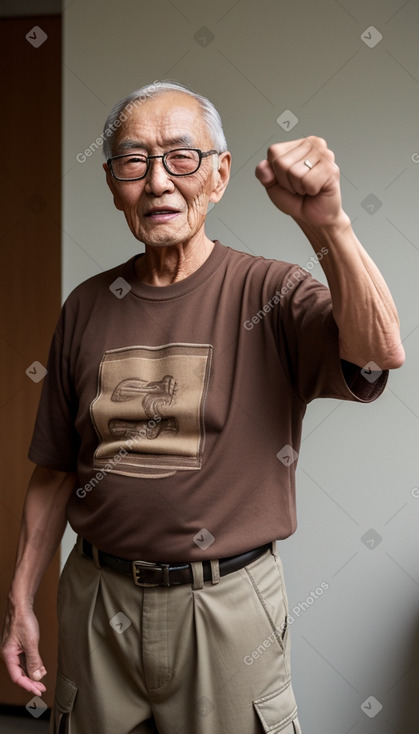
left=116, top=135, right=195, bottom=153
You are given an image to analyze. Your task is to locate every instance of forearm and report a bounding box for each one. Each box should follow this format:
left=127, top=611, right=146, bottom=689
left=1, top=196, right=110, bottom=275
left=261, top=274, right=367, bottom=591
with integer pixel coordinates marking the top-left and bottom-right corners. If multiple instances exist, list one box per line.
left=297, top=214, right=405, bottom=369
left=8, top=465, right=76, bottom=610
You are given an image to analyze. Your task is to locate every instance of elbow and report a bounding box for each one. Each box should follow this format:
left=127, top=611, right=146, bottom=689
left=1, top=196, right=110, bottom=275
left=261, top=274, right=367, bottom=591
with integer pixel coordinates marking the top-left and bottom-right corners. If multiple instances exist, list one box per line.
left=339, top=343, right=406, bottom=371
left=381, top=344, right=405, bottom=370
left=367, top=343, right=406, bottom=371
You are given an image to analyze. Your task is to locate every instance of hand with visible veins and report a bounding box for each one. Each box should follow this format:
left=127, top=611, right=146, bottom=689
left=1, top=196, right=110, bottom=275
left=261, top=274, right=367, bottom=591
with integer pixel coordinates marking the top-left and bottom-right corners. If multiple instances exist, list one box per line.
left=2, top=466, right=77, bottom=696
left=2, top=606, right=47, bottom=696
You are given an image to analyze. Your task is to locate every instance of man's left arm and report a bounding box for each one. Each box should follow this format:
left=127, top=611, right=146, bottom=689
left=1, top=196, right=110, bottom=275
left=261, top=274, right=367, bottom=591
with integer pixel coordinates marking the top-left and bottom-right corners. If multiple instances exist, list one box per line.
left=255, top=136, right=405, bottom=370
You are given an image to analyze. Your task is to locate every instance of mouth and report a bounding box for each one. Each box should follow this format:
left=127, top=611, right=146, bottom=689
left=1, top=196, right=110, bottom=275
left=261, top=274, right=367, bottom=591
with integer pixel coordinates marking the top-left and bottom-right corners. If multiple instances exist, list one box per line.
left=144, top=207, right=181, bottom=222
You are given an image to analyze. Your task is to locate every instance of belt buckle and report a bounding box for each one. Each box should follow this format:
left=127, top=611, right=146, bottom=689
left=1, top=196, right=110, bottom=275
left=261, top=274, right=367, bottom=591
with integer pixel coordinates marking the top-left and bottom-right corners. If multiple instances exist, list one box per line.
left=132, top=560, right=170, bottom=587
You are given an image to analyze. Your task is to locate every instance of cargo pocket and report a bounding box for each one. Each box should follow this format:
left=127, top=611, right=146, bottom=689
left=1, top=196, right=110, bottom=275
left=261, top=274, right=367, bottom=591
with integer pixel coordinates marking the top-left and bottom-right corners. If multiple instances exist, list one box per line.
left=50, top=671, right=78, bottom=734
left=254, top=680, right=302, bottom=733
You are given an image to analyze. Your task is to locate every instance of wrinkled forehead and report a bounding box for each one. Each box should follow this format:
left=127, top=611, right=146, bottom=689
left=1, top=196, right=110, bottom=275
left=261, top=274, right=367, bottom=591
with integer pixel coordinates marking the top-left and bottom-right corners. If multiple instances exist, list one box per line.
left=113, top=92, right=210, bottom=154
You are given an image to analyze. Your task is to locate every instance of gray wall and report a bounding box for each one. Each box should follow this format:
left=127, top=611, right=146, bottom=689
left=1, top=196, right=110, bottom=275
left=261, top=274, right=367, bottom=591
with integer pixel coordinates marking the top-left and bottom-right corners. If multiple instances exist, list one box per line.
left=62, top=1, right=419, bottom=732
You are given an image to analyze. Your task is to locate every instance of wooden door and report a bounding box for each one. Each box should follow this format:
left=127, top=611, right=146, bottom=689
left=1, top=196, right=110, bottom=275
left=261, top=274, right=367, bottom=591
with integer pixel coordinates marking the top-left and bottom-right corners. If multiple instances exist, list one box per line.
left=0, top=14, right=61, bottom=708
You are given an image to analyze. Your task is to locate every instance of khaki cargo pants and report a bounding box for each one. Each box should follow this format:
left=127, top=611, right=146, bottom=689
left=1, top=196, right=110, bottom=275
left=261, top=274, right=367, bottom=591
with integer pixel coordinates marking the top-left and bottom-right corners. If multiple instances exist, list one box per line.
left=49, top=538, right=302, bottom=734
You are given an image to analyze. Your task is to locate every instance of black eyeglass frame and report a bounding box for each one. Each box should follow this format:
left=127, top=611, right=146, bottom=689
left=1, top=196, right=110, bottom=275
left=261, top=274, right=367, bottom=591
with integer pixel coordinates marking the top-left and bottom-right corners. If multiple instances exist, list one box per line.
left=107, top=148, right=219, bottom=181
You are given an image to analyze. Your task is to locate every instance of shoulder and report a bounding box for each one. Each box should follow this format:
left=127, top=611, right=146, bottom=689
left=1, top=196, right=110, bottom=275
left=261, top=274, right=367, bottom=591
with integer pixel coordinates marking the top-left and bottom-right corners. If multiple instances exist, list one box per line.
left=67, top=257, right=135, bottom=299
left=53, top=257, right=137, bottom=343
left=222, top=241, right=299, bottom=281
left=220, top=241, right=317, bottom=296
left=62, top=257, right=136, bottom=312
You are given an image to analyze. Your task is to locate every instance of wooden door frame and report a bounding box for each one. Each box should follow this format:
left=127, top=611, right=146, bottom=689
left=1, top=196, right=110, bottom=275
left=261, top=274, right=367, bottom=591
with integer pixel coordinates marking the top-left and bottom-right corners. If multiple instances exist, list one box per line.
left=0, top=14, right=62, bottom=709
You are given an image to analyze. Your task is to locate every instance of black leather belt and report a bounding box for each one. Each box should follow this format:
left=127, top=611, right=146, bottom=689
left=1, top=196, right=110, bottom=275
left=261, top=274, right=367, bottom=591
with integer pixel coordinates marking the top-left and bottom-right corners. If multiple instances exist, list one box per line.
left=82, top=538, right=271, bottom=587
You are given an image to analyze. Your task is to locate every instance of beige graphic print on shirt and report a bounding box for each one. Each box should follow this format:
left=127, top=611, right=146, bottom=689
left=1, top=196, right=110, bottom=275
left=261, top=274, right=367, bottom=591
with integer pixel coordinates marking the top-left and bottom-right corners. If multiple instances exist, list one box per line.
left=90, top=343, right=212, bottom=479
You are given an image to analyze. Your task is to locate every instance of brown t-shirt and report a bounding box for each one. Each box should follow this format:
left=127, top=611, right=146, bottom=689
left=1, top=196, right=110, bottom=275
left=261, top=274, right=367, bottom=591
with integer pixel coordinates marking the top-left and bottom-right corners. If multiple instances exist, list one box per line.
left=29, top=240, right=387, bottom=561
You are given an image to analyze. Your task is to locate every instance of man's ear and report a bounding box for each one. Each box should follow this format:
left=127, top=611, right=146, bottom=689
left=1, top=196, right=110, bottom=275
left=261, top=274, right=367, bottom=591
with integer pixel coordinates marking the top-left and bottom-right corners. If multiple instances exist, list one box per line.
left=103, top=162, right=124, bottom=211
left=209, top=151, right=231, bottom=204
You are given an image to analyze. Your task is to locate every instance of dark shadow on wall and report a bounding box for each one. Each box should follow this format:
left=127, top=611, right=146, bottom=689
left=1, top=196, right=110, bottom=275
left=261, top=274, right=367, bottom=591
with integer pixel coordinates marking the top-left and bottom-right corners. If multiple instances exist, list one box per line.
left=387, top=613, right=419, bottom=732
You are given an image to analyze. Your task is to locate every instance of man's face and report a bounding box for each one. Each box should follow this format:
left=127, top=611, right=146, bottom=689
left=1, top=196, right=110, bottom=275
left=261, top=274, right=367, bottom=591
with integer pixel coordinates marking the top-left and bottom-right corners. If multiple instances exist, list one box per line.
left=104, top=91, right=230, bottom=249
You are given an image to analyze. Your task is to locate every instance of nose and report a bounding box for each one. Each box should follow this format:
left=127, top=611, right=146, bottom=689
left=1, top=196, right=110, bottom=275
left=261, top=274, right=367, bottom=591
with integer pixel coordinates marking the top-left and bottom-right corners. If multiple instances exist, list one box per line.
left=144, top=156, right=174, bottom=196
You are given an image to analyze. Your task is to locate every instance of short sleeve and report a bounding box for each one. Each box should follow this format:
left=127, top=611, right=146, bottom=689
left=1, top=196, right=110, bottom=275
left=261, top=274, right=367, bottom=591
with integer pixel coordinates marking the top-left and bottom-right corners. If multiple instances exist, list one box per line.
left=28, top=310, right=80, bottom=471
left=276, top=267, right=388, bottom=404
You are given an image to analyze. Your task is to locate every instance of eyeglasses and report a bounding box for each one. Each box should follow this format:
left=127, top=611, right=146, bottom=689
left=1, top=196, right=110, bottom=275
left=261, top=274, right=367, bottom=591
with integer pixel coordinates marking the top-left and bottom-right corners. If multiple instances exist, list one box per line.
left=107, top=148, right=219, bottom=181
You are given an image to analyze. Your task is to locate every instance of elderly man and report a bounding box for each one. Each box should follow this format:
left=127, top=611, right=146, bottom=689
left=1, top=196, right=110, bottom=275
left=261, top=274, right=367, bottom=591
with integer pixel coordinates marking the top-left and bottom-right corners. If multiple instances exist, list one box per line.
left=2, top=81, right=404, bottom=734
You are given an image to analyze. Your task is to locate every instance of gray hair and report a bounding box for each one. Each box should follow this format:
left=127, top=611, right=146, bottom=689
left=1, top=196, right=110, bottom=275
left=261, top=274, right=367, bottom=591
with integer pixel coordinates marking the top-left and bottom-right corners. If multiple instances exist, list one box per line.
left=102, top=80, right=228, bottom=160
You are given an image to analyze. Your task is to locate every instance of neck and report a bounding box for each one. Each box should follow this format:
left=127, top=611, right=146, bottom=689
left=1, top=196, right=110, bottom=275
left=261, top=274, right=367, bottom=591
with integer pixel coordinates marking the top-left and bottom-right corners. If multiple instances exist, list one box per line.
left=135, top=233, right=214, bottom=286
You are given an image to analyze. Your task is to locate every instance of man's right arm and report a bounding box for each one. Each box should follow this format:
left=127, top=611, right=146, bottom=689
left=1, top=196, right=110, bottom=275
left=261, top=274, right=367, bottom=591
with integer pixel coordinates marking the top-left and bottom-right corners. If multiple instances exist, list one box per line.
left=1, top=465, right=76, bottom=695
